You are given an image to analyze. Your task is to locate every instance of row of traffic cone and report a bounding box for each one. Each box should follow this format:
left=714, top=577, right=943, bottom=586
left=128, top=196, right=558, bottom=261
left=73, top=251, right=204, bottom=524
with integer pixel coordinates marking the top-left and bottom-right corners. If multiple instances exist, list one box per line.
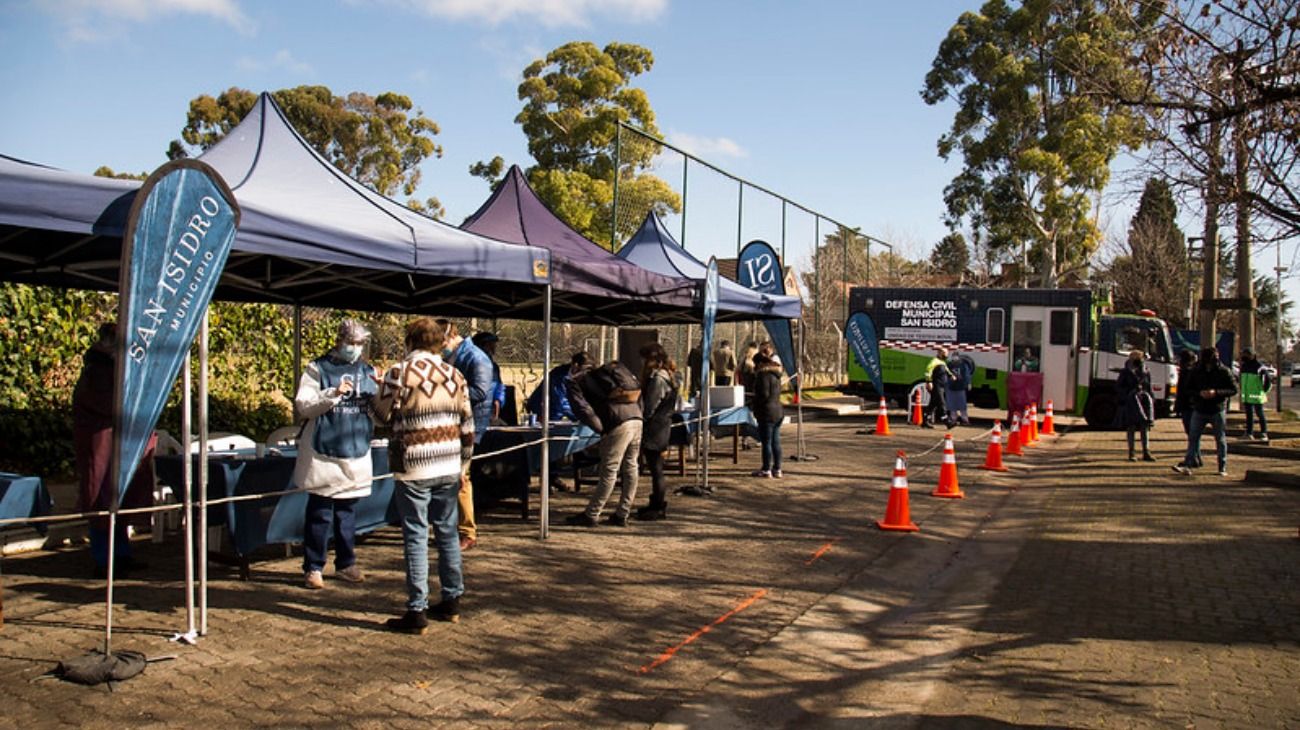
left=874, top=393, right=1057, bottom=438
left=876, top=400, right=1059, bottom=532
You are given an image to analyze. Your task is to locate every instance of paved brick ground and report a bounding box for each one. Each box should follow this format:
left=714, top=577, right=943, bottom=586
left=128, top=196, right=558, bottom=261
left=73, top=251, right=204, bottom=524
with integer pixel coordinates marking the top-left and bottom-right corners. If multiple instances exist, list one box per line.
left=2, top=415, right=1297, bottom=729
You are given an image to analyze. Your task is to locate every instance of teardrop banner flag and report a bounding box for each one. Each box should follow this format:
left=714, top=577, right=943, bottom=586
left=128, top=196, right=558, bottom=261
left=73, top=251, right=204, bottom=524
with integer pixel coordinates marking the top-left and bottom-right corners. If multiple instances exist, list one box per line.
left=112, top=160, right=240, bottom=502
left=737, top=240, right=796, bottom=376
left=700, top=257, right=720, bottom=391
left=845, top=311, right=884, bottom=396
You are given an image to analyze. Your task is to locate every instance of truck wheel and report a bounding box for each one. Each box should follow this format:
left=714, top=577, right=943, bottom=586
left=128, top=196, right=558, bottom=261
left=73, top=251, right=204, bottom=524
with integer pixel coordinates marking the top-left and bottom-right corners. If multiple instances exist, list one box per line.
left=1084, top=393, right=1117, bottom=429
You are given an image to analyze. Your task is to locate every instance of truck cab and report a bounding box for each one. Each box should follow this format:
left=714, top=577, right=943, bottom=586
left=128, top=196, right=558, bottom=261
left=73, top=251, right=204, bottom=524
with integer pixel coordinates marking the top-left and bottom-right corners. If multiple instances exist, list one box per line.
left=1082, top=313, right=1178, bottom=427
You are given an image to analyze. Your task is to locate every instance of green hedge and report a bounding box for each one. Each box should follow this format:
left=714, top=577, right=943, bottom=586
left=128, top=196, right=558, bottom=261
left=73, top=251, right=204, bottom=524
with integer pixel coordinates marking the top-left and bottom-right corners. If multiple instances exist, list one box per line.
left=0, top=283, right=402, bottom=478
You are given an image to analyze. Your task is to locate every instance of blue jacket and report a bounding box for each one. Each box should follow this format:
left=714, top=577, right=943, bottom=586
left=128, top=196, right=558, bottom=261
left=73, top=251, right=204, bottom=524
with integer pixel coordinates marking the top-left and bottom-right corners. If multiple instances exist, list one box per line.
left=527, top=364, right=575, bottom=421
left=451, top=338, right=494, bottom=443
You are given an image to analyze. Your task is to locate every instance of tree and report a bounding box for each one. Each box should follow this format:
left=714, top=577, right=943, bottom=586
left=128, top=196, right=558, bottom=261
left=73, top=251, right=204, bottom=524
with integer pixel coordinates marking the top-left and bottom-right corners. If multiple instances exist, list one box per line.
left=171, top=86, right=446, bottom=218
left=1105, top=178, right=1189, bottom=326
left=930, top=232, right=970, bottom=277
left=921, top=0, right=1151, bottom=287
left=475, top=41, right=681, bottom=247
left=92, top=166, right=147, bottom=180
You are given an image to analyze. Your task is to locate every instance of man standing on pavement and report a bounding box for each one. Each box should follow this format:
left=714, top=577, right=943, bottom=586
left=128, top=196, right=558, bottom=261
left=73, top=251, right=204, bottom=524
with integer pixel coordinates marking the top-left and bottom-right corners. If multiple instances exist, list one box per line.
left=374, top=318, right=474, bottom=633
left=924, top=347, right=954, bottom=429
left=439, top=319, right=493, bottom=551
left=1238, top=347, right=1271, bottom=443
left=712, top=340, right=737, bottom=386
left=564, top=359, right=644, bottom=527
left=1173, top=347, right=1238, bottom=478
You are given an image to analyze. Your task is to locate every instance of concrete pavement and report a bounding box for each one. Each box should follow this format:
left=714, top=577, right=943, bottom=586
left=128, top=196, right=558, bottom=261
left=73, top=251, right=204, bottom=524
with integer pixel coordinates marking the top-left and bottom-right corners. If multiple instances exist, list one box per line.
left=1, top=415, right=1296, bottom=728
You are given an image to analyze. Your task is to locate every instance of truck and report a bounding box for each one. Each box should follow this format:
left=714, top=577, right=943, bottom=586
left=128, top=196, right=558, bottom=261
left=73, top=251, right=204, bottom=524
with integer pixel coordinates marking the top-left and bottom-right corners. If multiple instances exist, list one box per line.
left=844, top=287, right=1178, bottom=428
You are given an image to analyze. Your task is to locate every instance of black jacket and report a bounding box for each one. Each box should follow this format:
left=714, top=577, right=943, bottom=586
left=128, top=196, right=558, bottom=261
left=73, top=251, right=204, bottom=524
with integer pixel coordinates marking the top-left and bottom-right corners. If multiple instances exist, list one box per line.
left=639, top=369, right=676, bottom=451
left=751, top=362, right=785, bottom=424
left=1173, top=365, right=1194, bottom=417
left=1183, top=362, right=1238, bottom=415
left=567, top=362, right=642, bottom=435
left=1116, top=362, right=1154, bottom=428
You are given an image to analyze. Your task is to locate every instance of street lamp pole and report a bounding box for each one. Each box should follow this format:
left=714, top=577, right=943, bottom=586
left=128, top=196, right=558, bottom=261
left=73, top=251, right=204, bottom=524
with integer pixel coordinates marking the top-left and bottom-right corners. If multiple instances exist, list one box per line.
left=1277, top=242, right=1287, bottom=414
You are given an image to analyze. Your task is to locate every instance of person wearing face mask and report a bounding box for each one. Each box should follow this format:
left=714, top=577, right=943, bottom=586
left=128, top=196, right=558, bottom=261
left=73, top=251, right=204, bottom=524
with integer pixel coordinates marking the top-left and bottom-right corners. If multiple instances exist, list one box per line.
left=292, top=319, right=377, bottom=589
left=1116, top=350, right=1156, bottom=462
left=1173, top=347, right=1238, bottom=478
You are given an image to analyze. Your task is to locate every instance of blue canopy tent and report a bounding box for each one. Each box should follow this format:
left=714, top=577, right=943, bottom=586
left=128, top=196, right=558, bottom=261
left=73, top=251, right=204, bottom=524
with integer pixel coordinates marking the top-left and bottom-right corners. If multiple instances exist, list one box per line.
left=617, top=212, right=802, bottom=321
left=0, top=94, right=554, bottom=316
left=461, top=165, right=702, bottom=324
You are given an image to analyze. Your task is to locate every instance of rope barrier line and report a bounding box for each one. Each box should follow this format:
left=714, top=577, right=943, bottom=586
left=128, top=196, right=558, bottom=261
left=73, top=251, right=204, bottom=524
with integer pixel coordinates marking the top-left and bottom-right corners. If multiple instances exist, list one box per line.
left=0, top=406, right=749, bottom=528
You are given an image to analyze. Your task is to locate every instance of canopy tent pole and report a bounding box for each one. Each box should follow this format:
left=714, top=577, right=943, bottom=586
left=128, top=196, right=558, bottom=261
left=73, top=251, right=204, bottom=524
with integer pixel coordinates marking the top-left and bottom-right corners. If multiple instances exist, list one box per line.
left=104, top=507, right=118, bottom=654
left=181, top=349, right=195, bottom=638
left=540, top=285, right=552, bottom=540
left=198, top=310, right=210, bottom=635
left=292, top=305, right=303, bottom=398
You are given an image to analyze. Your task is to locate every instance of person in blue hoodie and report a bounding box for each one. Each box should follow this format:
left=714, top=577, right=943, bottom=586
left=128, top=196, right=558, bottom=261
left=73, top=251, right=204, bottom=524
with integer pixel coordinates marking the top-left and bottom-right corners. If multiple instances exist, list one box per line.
left=526, top=352, right=588, bottom=490
left=438, top=320, right=494, bottom=551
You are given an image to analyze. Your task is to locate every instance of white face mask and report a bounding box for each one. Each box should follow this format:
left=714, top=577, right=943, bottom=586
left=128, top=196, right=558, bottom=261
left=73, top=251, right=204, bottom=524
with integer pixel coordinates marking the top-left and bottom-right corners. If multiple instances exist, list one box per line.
left=339, top=344, right=363, bottom=363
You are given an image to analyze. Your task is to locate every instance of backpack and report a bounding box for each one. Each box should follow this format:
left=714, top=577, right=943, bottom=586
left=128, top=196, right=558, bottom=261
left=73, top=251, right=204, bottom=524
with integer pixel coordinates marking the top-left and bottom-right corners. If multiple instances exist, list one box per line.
left=599, top=362, right=642, bottom=403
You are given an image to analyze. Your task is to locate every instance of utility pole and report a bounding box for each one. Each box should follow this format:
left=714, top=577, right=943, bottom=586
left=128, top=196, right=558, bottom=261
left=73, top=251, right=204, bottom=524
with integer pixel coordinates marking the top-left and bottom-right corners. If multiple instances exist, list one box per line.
left=1199, top=109, right=1223, bottom=351
left=1277, top=243, right=1287, bottom=414
left=1232, top=42, right=1255, bottom=356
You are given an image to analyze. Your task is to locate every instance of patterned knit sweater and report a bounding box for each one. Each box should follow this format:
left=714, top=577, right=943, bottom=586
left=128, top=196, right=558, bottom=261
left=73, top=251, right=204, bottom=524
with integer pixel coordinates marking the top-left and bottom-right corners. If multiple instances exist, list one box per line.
left=372, top=350, right=475, bottom=481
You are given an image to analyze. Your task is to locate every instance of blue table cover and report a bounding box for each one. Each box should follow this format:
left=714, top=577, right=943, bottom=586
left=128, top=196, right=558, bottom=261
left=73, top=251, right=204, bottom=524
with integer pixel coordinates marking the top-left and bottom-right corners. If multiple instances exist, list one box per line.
left=0, top=472, right=53, bottom=533
left=154, top=447, right=395, bottom=557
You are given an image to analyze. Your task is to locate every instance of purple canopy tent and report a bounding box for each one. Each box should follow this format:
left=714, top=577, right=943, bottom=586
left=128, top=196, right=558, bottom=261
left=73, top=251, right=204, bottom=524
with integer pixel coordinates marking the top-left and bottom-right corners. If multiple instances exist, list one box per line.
left=461, top=165, right=701, bottom=324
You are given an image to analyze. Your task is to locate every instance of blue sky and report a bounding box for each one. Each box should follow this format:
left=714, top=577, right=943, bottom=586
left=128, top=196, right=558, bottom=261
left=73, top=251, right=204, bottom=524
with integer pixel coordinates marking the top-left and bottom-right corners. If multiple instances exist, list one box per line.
left=1, top=0, right=1295, bottom=315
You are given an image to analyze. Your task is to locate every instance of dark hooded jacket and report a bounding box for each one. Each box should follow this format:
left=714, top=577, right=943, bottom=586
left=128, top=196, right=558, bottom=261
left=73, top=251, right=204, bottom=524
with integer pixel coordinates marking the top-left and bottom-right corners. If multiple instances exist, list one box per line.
left=751, top=360, right=785, bottom=424
left=567, top=362, right=642, bottom=435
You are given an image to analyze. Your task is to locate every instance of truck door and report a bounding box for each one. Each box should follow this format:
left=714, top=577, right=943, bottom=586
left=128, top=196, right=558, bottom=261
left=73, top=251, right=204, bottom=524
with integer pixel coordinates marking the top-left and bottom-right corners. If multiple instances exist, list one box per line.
left=1010, top=306, right=1079, bottom=411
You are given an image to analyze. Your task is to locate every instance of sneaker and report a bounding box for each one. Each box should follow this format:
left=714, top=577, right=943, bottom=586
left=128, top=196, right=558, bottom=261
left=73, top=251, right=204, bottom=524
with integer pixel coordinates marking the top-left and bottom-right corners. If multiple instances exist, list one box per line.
left=751, top=469, right=771, bottom=478
left=564, top=513, right=598, bottom=528
left=335, top=564, right=365, bottom=583
left=1171, top=465, right=1192, bottom=476
left=1128, top=455, right=1138, bottom=462
left=427, top=597, right=460, bottom=624
left=604, top=513, right=629, bottom=527
left=920, top=422, right=935, bottom=429
left=305, top=570, right=325, bottom=589
left=385, top=609, right=428, bottom=634
left=1217, top=468, right=1228, bottom=477
left=458, top=536, right=477, bottom=551
left=1260, top=434, right=1270, bottom=444
left=772, top=469, right=783, bottom=478
left=1142, top=454, right=1156, bottom=462
left=635, top=505, right=667, bottom=521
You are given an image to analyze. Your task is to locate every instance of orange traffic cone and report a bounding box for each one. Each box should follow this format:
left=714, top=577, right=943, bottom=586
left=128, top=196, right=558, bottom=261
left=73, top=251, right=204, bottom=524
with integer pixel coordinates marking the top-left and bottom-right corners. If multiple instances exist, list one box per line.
left=1022, top=407, right=1038, bottom=446
left=1041, top=400, right=1057, bottom=435
left=909, top=389, right=924, bottom=426
left=877, top=451, right=919, bottom=532
left=873, top=396, right=892, bottom=436
left=1006, top=412, right=1024, bottom=456
left=932, top=434, right=965, bottom=498
left=981, top=421, right=1008, bottom=471
left=1029, top=404, right=1040, bottom=443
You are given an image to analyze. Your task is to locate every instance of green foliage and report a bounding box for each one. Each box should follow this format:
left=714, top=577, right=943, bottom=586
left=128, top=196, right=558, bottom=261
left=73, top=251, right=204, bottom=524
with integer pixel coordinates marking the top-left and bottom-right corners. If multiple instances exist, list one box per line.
left=930, top=232, right=970, bottom=276
left=0, top=282, right=415, bottom=477
left=481, top=41, right=681, bottom=246
left=172, top=85, right=446, bottom=218
left=922, top=0, right=1151, bottom=285
left=92, top=166, right=148, bottom=181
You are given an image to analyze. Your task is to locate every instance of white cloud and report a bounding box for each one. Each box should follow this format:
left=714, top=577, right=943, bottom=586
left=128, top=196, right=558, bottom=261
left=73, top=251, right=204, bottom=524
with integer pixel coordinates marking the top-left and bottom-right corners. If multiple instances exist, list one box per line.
left=236, top=49, right=314, bottom=75
left=36, top=0, right=256, bottom=38
left=666, top=131, right=748, bottom=160
left=393, top=0, right=666, bottom=27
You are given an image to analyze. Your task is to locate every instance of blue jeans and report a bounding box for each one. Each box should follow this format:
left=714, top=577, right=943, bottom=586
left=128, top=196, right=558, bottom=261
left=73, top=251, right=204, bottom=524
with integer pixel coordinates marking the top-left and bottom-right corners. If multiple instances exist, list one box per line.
left=89, top=522, right=131, bottom=568
left=758, top=422, right=782, bottom=473
left=302, top=493, right=358, bottom=573
left=1243, top=403, right=1268, bottom=436
left=395, top=476, right=463, bottom=611
left=1186, top=410, right=1227, bottom=470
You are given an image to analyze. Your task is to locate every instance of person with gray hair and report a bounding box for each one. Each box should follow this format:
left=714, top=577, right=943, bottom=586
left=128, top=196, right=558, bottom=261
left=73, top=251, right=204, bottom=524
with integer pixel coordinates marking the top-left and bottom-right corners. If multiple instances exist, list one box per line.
left=293, top=318, right=378, bottom=589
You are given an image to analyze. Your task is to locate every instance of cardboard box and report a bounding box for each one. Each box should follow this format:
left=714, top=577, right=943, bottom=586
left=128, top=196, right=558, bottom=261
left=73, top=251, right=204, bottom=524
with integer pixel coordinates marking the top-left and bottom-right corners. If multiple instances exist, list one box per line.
left=708, top=385, right=746, bottom=409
